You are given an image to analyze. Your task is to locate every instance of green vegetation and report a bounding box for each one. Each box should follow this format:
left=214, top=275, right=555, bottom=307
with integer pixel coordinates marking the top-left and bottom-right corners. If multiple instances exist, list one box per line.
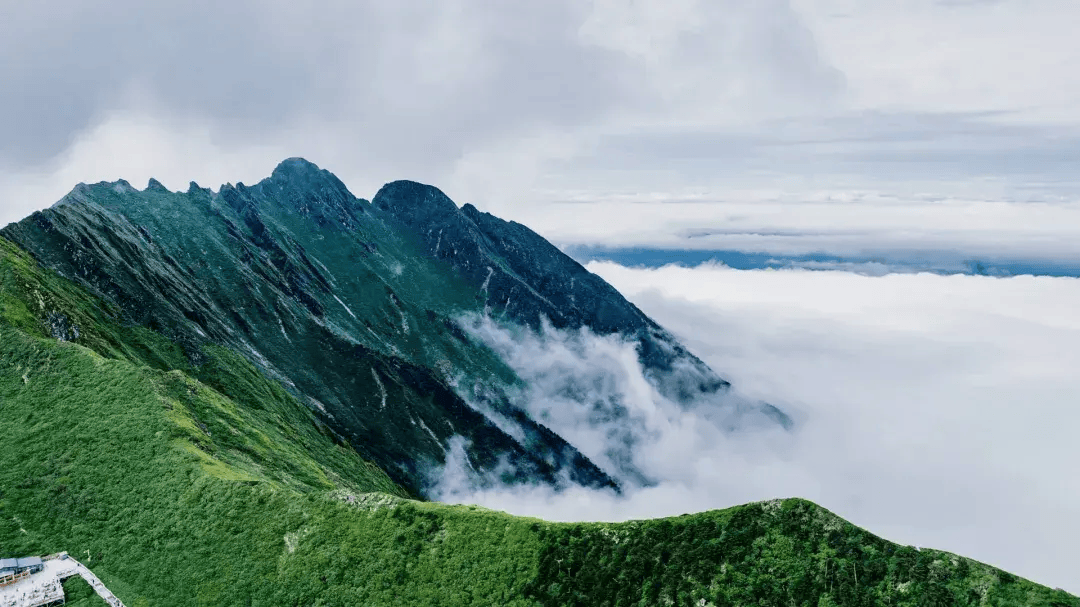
left=0, top=236, right=1076, bottom=606
left=0, top=235, right=405, bottom=497
left=0, top=317, right=539, bottom=604
left=527, top=500, right=1079, bottom=606
left=1, top=169, right=615, bottom=495
left=62, top=575, right=108, bottom=606
left=1, top=235, right=543, bottom=604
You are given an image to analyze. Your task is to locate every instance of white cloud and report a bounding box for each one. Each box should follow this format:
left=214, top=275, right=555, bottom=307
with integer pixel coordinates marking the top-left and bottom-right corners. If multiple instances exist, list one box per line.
left=435, top=262, right=1080, bottom=594
left=796, top=0, right=1080, bottom=122
left=509, top=187, right=1080, bottom=263
left=0, top=112, right=294, bottom=226
left=447, top=313, right=783, bottom=488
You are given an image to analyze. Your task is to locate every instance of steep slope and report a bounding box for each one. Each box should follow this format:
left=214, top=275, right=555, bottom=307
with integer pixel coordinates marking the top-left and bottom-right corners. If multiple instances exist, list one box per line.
left=0, top=235, right=406, bottom=497
left=1, top=160, right=613, bottom=495
left=0, top=210, right=1074, bottom=606
left=373, top=180, right=790, bottom=427
left=1, top=158, right=785, bottom=496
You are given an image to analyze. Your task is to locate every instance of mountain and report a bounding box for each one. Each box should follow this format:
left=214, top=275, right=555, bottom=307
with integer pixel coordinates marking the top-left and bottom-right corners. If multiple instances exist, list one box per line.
left=0, top=159, right=1074, bottom=605
left=1, top=158, right=784, bottom=496
left=372, top=179, right=788, bottom=422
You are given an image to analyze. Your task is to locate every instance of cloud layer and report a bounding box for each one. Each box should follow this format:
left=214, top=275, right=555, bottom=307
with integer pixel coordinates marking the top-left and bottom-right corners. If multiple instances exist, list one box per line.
left=513, top=185, right=1080, bottom=268
left=443, top=313, right=785, bottom=490
left=434, top=262, right=1080, bottom=594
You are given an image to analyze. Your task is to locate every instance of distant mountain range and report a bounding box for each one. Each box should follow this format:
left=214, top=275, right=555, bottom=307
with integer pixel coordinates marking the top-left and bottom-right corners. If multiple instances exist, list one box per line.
left=0, top=159, right=1072, bottom=605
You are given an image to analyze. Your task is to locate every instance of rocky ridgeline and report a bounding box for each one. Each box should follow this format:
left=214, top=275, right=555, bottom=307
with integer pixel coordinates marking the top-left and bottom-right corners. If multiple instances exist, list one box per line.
left=2, top=158, right=787, bottom=495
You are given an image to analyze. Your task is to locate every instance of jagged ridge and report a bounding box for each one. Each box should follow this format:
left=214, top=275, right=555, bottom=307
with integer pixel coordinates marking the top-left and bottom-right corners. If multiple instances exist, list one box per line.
left=3, top=160, right=615, bottom=495
left=1, top=158, right=788, bottom=495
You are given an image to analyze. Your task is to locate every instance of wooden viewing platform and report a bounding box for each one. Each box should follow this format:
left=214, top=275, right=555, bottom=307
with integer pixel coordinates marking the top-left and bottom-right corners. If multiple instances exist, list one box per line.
left=0, top=553, right=125, bottom=607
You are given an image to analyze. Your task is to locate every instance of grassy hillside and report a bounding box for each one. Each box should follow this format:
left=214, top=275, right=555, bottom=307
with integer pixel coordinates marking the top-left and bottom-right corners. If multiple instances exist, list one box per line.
left=1, top=236, right=1075, bottom=606
left=0, top=235, right=406, bottom=497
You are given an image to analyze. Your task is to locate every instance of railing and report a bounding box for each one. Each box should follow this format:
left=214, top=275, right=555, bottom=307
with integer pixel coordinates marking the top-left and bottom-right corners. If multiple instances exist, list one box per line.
left=42, top=553, right=126, bottom=607
left=0, top=570, right=30, bottom=588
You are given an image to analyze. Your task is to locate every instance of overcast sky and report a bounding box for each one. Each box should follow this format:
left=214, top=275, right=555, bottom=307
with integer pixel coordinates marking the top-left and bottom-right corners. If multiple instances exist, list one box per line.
left=3, top=0, right=1079, bottom=593
left=3, top=0, right=1080, bottom=237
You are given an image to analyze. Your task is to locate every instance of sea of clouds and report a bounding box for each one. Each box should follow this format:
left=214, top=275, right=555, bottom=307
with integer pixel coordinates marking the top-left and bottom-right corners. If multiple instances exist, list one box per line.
left=434, top=261, right=1080, bottom=594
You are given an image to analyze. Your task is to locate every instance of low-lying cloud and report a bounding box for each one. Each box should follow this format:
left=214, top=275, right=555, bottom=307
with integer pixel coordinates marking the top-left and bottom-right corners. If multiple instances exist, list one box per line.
left=432, top=262, right=1080, bottom=594
left=442, top=314, right=788, bottom=490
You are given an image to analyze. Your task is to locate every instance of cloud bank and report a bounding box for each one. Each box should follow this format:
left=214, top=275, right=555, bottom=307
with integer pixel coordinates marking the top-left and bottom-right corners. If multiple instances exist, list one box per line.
left=433, top=262, right=1080, bottom=594
left=514, top=187, right=1080, bottom=266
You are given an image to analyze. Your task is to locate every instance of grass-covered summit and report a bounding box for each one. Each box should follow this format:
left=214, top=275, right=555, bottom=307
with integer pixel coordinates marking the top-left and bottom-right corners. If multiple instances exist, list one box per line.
left=0, top=161, right=1076, bottom=605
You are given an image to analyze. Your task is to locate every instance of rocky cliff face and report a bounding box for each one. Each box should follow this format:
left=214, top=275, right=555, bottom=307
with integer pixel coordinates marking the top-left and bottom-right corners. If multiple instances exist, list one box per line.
left=2, top=158, right=787, bottom=495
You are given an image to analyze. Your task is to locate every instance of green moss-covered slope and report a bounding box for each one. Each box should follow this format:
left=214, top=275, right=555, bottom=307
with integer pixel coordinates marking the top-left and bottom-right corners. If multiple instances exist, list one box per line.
left=0, top=235, right=405, bottom=497
left=0, top=231, right=1074, bottom=606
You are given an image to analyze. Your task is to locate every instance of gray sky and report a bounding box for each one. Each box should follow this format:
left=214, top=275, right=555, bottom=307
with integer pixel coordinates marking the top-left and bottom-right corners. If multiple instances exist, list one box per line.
left=4, top=0, right=1080, bottom=234
left=3, top=0, right=1080, bottom=593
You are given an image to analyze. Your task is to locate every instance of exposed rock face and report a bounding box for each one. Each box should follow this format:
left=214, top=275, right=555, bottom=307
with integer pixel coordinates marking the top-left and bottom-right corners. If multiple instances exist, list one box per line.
left=46, top=311, right=80, bottom=341
left=374, top=180, right=791, bottom=426
left=2, top=158, right=788, bottom=495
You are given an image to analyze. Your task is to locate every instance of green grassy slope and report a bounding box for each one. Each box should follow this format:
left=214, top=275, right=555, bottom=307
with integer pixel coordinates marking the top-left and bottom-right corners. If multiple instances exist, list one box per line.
left=0, top=235, right=405, bottom=497
left=528, top=501, right=1078, bottom=606
left=0, top=322, right=542, bottom=605
left=1, top=236, right=1075, bottom=606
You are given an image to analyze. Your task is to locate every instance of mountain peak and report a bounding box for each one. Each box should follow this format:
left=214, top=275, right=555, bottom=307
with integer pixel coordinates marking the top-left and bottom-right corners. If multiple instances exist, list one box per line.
left=372, top=180, right=460, bottom=224
left=264, top=157, right=349, bottom=196
left=270, top=157, right=324, bottom=181
left=146, top=177, right=169, bottom=192
left=257, top=157, right=356, bottom=220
